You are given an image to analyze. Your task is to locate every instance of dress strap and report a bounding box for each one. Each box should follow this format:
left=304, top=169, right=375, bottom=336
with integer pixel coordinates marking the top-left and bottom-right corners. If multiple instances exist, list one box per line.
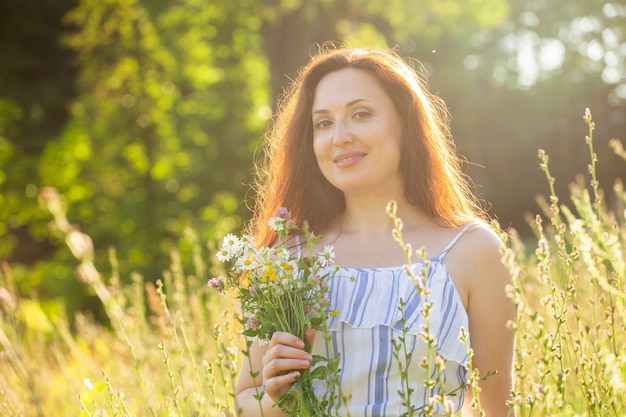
left=294, top=234, right=303, bottom=258
left=438, top=223, right=476, bottom=260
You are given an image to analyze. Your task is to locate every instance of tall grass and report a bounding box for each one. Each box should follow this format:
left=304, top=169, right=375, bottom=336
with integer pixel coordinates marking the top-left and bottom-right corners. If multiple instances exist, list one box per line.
left=504, top=109, right=626, bottom=416
left=0, top=188, right=241, bottom=416
left=0, top=109, right=624, bottom=416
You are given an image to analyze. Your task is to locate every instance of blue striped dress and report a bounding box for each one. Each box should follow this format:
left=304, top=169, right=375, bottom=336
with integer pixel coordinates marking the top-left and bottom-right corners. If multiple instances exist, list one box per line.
left=310, top=225, right=472, bottom=417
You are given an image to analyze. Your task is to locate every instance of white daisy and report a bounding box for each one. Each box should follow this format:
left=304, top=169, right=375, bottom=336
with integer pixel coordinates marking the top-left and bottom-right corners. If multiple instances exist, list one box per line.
left=268, top=216, right=287, bottom=233
left=316, top=244, right=335, bottom=267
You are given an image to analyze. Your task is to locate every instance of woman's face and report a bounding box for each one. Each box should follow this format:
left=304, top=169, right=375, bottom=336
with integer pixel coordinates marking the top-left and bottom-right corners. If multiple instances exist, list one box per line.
left=311, top=68, right=404, bottom=198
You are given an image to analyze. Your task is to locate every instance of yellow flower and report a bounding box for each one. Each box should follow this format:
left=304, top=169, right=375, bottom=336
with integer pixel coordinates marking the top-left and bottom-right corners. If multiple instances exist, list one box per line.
left=330, top=309, right=340, bottom=317
left=263, top=267, right=276, bottom=282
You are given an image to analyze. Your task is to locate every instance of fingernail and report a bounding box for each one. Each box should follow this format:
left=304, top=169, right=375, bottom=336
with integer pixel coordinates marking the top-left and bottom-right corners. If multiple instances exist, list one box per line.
left=304, top=354, right=313, bottom=361
left=300, top=360, right=310, bottom=367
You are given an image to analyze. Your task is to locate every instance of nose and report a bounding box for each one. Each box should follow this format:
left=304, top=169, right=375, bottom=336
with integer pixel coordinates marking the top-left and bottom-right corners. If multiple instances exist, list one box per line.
left=332, top=119, right=353, bottom=146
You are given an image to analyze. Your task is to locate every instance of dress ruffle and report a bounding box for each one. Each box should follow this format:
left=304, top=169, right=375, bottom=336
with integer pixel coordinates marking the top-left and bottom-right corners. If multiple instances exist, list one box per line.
left=325, top=259, right=469, bottom=369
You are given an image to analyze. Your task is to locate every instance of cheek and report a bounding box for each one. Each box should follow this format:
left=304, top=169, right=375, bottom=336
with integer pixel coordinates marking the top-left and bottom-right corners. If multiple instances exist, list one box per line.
left=312, top=135, right=327, bottom=164
left=392, top=125, right=405, bottom=153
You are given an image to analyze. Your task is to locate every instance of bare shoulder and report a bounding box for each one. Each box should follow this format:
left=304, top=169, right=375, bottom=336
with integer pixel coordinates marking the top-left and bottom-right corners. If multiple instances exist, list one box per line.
left=456, top=222, right=505, bottom=262
left=445, top=223, right=510, bottom=304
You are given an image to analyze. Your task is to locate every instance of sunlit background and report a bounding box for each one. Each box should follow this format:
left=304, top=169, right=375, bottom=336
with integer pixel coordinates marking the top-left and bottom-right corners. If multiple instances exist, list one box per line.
left=0, top=0, right=624, bottom=315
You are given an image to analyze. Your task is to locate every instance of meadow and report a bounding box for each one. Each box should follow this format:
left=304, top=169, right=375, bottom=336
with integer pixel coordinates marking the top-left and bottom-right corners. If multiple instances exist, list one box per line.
left=1, top=111, right=624, bottom=416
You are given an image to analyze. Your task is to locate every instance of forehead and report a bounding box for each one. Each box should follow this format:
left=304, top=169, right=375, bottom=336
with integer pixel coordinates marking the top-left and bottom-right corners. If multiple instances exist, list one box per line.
left=312, top=68, right=390, bottom=110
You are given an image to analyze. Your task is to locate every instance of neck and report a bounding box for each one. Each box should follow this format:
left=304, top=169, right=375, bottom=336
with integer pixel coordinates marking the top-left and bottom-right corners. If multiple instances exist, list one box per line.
left=338, top=194, right=426, bottom=236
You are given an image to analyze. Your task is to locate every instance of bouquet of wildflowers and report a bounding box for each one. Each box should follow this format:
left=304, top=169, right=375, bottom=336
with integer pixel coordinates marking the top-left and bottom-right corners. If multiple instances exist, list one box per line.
left=209, top=208, right=338, bottom=417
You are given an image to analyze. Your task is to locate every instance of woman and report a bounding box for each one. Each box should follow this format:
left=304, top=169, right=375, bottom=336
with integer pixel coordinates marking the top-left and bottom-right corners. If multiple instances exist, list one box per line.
left=236, top=46, right=515, bottom=416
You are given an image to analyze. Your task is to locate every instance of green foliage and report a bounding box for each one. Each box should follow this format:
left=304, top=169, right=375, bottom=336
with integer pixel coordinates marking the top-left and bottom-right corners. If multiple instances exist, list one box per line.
left=0, top=0, right=78, bottom=269
left=359, top=0, right=508, bottom=41
left=35, top=0, right=269, bottom=285
left=0, top=0, right=77, bottom=154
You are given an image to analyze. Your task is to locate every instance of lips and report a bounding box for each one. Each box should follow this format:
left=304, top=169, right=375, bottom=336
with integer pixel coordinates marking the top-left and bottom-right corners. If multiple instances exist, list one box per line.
left=333, top=152, right=366, bottom=166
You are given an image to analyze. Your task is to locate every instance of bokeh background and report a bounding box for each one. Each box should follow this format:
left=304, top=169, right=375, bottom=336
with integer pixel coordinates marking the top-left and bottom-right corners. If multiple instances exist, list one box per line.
left=1, top=0, right=625, bottom=318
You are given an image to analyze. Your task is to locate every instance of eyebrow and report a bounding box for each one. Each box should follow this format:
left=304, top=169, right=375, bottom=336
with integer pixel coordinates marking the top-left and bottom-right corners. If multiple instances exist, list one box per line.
left=312, top=98, right=370, bottom=116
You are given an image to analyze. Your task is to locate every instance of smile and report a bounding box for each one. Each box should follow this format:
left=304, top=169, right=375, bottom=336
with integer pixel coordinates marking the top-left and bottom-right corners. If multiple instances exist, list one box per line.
left=333, top=152, right=366, bottom=164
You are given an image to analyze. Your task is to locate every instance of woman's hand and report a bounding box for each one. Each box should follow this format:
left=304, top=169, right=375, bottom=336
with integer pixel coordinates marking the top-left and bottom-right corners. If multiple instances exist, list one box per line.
left=261, top=330, right=314, bottom=403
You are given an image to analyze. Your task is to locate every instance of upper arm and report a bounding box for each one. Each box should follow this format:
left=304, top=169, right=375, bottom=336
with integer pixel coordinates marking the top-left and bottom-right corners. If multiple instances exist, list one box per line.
left=236, top=338, right=268, bottom=394
left=450, top=225, right=516, bottom=416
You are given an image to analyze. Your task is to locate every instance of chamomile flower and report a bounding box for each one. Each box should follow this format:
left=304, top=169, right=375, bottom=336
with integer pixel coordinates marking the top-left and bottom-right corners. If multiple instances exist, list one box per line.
left=269, top=216, right=287, bottom=234
left=275, top=247, right=292, bottom=263
left=216, top=248, right=231, bottom=262
left=255, top=246, right=273, bottom=264
left=317, top=245, right=335, bottom=267
left=220, top=233, right=244, bottom=259
left=236, top=253, right=258, bottom=271
left=269, top=207, right=295, bottom=235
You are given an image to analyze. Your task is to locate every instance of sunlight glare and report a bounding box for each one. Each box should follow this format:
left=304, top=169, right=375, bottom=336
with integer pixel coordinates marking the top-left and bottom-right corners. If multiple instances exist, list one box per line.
left=586, top=40, right=605, bottom=61
left=519, top=11, right=539, bottom=27
left=602, top=28, right=619, bottom=48
left=538, top=39, right=565, bottom=72
left=602, top=66, right=621, bottom=84
left=463, top=54, right=479, bottom=70
left=603, top=2, right=626, bottom=17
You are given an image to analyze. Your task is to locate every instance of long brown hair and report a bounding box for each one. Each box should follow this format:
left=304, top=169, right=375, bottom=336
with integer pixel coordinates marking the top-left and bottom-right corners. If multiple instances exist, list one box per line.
left=248, top=46, right=484, bottom=247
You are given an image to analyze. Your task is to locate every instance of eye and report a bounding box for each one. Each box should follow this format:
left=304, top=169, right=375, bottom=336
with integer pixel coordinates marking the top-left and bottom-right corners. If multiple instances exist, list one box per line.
left=314, top=118, right=333, bottom=129
left=353, top=109, right=371, bottom=120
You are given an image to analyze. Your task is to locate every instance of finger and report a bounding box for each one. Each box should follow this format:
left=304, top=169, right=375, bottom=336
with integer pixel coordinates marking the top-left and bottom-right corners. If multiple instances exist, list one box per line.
left=270, top=331, right=306, bottom=349
left=262, top=353, right=311, bottom=388
left=267, top=341, right=313, bottom=359
left=262, top=346, right=312, bottom=376
left=264, top=355, right=311, bottom=376
left=264, top=371, right=301, bottom=402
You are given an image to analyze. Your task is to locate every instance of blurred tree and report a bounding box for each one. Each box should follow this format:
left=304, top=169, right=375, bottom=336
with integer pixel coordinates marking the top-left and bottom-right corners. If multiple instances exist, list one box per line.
left=257, top=0, right=509, bottom=105
left=454, top=0, right=626, bottom=231
left=0, top=0, right=77, bottom=155
left=45, top=0, right=268, bottom=281
left=474, top=0, right=626, bottom=95
left=0, top=0, right=78, bottom=280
